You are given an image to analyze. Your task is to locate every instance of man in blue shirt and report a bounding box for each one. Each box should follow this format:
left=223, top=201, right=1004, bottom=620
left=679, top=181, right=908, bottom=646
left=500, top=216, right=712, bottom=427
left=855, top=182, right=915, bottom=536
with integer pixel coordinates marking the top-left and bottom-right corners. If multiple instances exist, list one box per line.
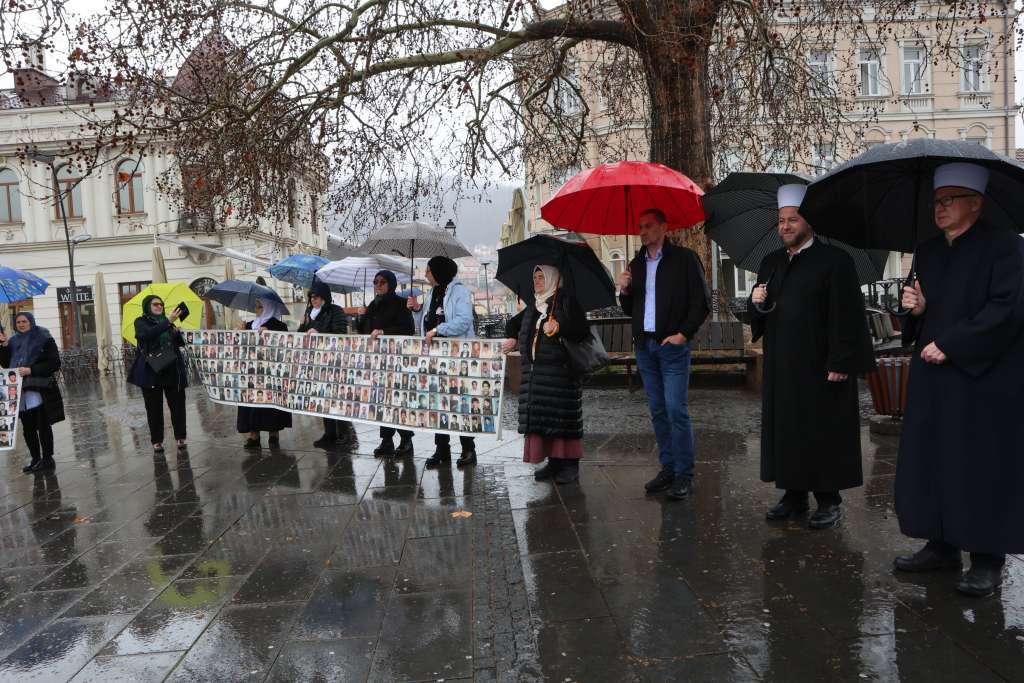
left=619, top=208, right=710, bottom=499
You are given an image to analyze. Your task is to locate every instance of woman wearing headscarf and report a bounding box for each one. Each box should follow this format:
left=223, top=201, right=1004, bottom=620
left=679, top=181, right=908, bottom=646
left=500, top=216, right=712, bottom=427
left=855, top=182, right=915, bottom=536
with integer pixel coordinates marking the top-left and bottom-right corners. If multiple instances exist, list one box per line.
left=237, top=298, right=292, bottom=448
left=0, top=312, right=65, bottom=472
left=298, top=278, right=350, bottom=447
left=501, top=265, right=589, bottom=484
left=358, top=269, right=417, bottom=457
left=408, top=255, right=477, bottom=467
left=128, top=295, right=188, bottom=452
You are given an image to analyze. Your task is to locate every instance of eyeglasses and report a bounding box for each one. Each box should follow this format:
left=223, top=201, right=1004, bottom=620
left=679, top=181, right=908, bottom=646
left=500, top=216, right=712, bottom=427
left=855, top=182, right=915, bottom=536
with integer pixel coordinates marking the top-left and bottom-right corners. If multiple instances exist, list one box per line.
left=931, top=194, right=977, bottom=208
left=151, top=302, right=164, bottom=307
left=373, top=279, right=388, bottom=285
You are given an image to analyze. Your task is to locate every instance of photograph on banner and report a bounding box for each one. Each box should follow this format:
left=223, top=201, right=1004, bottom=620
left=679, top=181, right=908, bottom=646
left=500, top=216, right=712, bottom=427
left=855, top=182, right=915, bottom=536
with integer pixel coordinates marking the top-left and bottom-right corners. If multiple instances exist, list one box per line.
left=183, top=330, right=505, bottom=435
left=0, top=370, right=22, bottom=451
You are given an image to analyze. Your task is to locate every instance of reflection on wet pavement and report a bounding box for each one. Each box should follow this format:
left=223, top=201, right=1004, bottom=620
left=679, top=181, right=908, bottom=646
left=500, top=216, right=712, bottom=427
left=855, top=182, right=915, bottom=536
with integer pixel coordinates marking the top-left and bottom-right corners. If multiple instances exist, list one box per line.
left=0, top=378, right=1020, bottom=681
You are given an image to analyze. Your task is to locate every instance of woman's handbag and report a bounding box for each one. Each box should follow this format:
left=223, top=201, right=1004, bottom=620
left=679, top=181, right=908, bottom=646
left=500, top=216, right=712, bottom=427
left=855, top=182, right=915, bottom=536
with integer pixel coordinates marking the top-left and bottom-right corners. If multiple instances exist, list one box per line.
left=144, top=342, right=178, bottom=373
left=562, top=326, right=610, bottom=376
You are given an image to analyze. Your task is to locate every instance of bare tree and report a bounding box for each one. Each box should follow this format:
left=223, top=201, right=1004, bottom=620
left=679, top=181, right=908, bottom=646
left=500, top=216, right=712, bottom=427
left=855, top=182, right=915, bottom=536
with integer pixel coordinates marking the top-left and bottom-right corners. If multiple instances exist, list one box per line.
left=7, top=0, right=1012, bottom=261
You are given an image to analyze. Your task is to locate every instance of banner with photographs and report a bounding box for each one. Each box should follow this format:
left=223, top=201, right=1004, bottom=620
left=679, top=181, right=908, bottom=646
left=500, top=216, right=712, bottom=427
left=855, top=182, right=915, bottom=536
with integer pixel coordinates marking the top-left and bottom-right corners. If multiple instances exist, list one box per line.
left=183, top=330, right=506, bottom=437
left=0, top=370, right=22, bottom=451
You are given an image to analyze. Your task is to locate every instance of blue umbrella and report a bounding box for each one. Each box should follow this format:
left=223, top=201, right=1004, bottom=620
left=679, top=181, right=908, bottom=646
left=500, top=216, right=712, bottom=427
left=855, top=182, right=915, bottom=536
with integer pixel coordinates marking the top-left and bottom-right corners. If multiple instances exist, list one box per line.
left=268, top=254, right=330, bottom=289
left=396, top=287, right=424, bottom=298
left=0, top=266, right=49, bottom=304
left=206, top=279, right=287, bottom=315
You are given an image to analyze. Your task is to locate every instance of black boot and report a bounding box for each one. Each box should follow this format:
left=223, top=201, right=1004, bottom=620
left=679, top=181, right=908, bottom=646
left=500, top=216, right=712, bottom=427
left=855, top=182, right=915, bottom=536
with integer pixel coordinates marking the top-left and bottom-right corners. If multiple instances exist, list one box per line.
left=894, top=542, right=962, bottom=573
left=396, top=437, right=414, bottom=458
left=22, top=455, right=40, bottom=474
left=374, top=438, right=396, bottom=458
left=30, top=456, right=56, bottom=472
left=313, top=433, right=337, bottom=448
left=456, top=448, right=477, bottom=467
left=956, top=556, right=1005, bottom=597
left=534, top=459, right=560, bottom=481
left=425, top=446, right=451, bottom=468
left=554, top=459, right=579, bottom=485
left=765, top=492, right=810, bottom=520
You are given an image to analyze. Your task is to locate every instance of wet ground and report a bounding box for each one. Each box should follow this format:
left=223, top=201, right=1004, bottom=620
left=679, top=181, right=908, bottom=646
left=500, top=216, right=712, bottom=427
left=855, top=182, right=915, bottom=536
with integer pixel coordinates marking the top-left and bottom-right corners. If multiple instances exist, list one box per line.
left=0, top=378, right=1022, bottom=682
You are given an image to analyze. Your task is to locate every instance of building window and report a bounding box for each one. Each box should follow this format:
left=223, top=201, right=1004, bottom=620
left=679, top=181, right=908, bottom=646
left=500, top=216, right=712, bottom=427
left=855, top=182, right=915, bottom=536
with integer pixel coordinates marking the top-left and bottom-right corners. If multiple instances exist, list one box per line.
left=811, top=143, right=836, bottom=176
left=54, top=163, right=84, bottom=219
left=310, top=196, right=319, bottom=234
left=115, top=159, right=145, bottom=215
left=901, top=46, right=928, bottom=95
left=549, top=68, right=581, bottom=116
left=608, top=251, right=625, bottom=280
left=765, top=148, right=791, bottom=173
left=858, top=48, right=883, bottom=97
left=961, top=45, right=985, bottom=92
left=0, top=168, right=20, bottom=223
left=286, top=178, right=297, bottom=230
left=808, top=49, right=835, bottom=97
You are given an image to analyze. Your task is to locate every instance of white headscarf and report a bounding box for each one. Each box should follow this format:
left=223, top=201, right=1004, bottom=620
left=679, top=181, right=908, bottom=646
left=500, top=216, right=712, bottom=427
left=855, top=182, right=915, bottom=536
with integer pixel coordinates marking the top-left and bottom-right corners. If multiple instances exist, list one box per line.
left=252, top=297, right=283, bottom=329
left=533, top=265, right=561, bottom=320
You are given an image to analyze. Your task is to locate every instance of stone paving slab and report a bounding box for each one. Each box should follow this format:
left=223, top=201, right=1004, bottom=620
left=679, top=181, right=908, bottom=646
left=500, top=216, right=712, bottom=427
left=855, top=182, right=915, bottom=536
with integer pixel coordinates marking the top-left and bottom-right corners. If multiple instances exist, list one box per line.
left=0, top=378, right=1021, bottom=681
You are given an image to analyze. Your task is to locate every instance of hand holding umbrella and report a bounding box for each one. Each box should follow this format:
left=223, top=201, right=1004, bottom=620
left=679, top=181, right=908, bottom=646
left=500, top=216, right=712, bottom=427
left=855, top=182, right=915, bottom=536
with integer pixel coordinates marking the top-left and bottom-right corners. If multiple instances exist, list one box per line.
left=751, top=272, right=777, bottom=314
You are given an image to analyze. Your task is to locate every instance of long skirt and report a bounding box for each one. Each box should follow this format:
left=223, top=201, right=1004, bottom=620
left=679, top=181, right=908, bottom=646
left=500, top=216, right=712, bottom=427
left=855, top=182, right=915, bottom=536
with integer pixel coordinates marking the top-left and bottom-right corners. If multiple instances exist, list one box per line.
left=523, top=434, right=583, bottom=464
left=237, top=406, right=292, bottom=433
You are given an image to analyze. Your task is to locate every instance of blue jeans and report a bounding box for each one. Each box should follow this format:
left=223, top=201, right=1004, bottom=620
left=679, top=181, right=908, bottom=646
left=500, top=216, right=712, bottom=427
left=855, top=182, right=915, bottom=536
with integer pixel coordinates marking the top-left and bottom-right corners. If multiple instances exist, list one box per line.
left=636, top=337, right=695, bottom=480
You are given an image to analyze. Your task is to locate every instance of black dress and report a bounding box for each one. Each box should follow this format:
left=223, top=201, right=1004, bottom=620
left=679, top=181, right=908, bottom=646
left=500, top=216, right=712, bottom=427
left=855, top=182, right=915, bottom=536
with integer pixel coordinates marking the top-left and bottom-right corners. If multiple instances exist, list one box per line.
left=749, top=240, right=876, bottom=493
left=896, top=222, right=1024, bottom=553
left=237, top=318, right=293, bottom=433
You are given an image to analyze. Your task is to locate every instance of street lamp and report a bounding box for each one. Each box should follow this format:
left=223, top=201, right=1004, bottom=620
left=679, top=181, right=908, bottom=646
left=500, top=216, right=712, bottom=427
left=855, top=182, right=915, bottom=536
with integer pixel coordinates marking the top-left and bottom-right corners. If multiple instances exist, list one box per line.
left=28, top=151, right=87, bottom=347
left=479, top=260, right=492, bottom=316
left=444, top=219, right=456, bottom=238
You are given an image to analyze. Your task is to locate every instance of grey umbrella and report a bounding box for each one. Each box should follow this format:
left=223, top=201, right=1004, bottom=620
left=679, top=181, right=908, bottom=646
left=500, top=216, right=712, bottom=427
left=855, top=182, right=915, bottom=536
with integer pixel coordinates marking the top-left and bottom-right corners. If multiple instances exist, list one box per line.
left=359, top=221, right=472, bottom=279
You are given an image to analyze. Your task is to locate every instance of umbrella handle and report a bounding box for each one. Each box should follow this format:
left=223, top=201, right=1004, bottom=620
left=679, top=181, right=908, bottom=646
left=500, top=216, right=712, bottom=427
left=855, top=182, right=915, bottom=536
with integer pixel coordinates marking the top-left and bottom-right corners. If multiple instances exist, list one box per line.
left=751, top=271, right=777, bottom=314
left=885, top=271, right=917, bottom=318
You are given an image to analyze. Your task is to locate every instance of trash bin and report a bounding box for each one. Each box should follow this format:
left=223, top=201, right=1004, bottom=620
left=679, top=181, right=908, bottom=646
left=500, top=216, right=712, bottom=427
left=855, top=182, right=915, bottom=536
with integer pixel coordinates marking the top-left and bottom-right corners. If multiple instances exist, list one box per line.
left=866, top=356, right=911, bottom=417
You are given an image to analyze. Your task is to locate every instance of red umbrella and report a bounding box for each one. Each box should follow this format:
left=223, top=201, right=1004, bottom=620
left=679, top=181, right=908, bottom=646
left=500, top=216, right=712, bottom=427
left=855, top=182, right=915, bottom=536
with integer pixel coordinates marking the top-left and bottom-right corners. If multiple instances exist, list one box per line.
left=540, top=161, right=705, bottom=236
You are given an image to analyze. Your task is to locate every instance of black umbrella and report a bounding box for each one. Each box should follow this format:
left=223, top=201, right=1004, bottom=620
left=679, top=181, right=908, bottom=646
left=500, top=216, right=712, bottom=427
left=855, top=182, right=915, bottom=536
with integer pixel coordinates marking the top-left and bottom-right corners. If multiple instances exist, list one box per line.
left=496, top=234, right=615, bottom=312
left=206, top=279, right=288, bottom=316
left=704, top=172, right=890, bottom=286
left=800, top=138, right=1024, bottom=253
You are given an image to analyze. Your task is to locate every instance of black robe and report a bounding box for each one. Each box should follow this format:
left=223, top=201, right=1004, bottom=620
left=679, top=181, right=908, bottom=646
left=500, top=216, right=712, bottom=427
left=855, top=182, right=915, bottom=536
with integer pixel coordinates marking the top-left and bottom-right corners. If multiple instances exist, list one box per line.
left=236, top=317, right=293, bottom=433
left=895, top=220, right=1024, bottom=553
left=750, top=239, right=876, bottom=492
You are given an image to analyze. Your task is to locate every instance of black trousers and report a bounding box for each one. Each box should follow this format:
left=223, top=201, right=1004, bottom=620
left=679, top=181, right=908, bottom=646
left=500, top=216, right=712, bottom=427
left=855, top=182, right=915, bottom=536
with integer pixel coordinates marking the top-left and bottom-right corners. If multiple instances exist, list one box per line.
left=380, top=426, right=413, bottom=442
left=142, top=386, right=187, bottom=444
left=19, top=406, right=54, bottom=459
left=435, top=433, right=475, bottom=451
left=783, top=490, right=842, bottom=506
left=926, top=540, right=1006, bottom=568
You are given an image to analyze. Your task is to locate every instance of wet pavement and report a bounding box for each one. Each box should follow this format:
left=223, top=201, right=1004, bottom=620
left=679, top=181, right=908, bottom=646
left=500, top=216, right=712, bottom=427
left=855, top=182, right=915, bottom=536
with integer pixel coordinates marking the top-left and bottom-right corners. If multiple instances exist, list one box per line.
left=0, top=377, right=1022, bottom=682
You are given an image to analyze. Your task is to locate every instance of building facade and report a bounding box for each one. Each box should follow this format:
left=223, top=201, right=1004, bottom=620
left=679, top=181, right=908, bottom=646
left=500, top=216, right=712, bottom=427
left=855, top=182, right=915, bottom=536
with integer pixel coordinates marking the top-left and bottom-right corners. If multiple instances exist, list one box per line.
left=0, top=56, right=327, bottom=349
left=522, top=2, right=1017, bottom=302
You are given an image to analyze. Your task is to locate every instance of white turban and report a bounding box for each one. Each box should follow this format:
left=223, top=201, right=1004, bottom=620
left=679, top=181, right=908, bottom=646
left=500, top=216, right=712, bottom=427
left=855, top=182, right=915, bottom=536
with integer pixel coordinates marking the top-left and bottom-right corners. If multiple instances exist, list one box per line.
left=777, top=184, right=807, bottom=209
left=934, top=162, right=989, bottom=194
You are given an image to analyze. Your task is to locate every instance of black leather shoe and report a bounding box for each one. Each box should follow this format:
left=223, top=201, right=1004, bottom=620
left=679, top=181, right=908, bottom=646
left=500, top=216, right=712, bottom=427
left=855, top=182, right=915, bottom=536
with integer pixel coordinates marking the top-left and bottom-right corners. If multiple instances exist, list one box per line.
left=22, top=459, right=40, bottom=473
left=425, top=449, right=451, bottom=468
left=374, top=439, right=395, bottom=457
left=765, top=496, right=810, bottom=520
left=554, top=460, right=579, bottom=485
left=313, top=434, right=337, bottom=448
left=456, top=450, right=477, bottom=467
left=534, top=460, right=559, bottom=481
left=644, top=468, right=674, bottom=494
left=666, top=477, right=693, bottom=500
left=894, top=547, right=962, bottom=573
left=396, top=439, right=414, bottom=458
left=808, top=504, right=842, bottom=529
left=244, top=438, right=261, bottom=449
left=30, top=457, right=56, bottom=473
left=956, top=564, right=1004, bottom=597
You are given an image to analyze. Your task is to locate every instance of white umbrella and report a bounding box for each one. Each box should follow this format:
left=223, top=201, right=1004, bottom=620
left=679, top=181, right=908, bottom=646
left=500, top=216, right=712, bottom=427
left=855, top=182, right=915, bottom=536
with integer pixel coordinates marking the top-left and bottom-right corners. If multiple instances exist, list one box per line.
left=222, top=259, right=239, bottom=330
left=316, top=255, right=412, bottom=291
left=151, top=247, right=167, bottom=283
left=94, top=271, right=112, bottom=372
left=359, top=221, right=472, bottom=280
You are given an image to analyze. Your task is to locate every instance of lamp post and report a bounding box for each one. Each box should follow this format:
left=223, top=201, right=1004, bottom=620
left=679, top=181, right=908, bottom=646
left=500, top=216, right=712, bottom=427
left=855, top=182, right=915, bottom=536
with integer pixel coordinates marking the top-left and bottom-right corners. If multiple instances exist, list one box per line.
left=480, top=260, right=492, bottom=315
left=444, top=219, right=456, bottom=238
left=28, top=151, right=89, bottom=347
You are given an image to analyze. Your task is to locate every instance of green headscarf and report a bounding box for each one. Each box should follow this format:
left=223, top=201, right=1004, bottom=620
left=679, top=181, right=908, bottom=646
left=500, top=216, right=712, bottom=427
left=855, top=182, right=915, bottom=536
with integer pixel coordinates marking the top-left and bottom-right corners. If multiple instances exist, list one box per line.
left=141, top=294, right=173, bottom=346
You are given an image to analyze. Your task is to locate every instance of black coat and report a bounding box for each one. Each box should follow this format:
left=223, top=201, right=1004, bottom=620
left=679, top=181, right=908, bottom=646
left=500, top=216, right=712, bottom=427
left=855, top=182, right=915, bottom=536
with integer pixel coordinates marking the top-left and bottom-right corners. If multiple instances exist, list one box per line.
left=511, top=291, right=588, bottom=439
left=0, top=337, right=65, bottom=425
left=896, top=221, right=1024, bottom=553
left=237, top=318, right=292, bottom=433
left=749, top=240, right=876, bottom=492
left=357, top=293, right=415, bottom=336
left=298, top=303, right=347, bottom=334
left=128, top=316, right=188, bottom=390
left=619, top=241, right=710, bottom=342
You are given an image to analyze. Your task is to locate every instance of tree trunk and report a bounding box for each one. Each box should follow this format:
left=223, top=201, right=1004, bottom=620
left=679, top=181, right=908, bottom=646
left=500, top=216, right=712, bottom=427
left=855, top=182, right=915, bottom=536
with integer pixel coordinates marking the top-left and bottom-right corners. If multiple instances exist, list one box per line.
left=635, top=16, right=717, bottom=298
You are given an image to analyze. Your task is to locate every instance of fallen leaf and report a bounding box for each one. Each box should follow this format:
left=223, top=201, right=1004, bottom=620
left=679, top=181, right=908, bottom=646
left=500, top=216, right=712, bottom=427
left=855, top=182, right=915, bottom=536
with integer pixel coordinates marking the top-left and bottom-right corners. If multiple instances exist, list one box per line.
left=450, top=510, right=473, bottom=518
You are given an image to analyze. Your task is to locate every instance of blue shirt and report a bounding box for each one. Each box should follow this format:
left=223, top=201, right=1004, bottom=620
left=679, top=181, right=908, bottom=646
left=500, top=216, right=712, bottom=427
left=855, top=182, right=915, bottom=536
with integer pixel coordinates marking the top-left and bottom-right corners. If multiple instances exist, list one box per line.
left=643, top=246, right=663, bottom=332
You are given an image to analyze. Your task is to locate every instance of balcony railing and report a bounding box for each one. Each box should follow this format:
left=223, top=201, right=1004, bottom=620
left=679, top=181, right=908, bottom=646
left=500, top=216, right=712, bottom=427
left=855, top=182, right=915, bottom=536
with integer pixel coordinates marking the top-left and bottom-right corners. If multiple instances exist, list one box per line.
left=959, top=92, right=992, bottom=110
left=899, top=93, right=933, bottom=112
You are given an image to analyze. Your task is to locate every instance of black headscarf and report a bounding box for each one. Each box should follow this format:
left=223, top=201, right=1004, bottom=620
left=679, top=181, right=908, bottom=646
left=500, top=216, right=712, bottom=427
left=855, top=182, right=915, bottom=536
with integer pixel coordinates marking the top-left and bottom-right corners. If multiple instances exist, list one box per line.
left=308, top=279, right=332, bottom=302
left=9, top=312, right=53, bottom=368
left=375, top=269, right=398, bottom=299
left=425, top=257, right=458, bottom=332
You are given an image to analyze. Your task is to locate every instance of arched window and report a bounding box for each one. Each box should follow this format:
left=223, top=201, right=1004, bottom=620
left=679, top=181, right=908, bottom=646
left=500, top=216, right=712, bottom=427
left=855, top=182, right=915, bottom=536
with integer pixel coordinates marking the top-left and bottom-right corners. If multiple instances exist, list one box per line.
left=608, top=251, right=625, bottom=280
left=54, top=163, right=83, bottom=218
left=115, top=159, right=145, bottom=215
left=0, top=168, right=20, bottom=223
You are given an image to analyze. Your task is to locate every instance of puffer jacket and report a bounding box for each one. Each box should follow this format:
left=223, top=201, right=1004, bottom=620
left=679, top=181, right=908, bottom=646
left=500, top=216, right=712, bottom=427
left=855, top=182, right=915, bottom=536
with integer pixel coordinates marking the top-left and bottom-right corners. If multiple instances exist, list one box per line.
left=514, top=290, right=588, bottom=438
